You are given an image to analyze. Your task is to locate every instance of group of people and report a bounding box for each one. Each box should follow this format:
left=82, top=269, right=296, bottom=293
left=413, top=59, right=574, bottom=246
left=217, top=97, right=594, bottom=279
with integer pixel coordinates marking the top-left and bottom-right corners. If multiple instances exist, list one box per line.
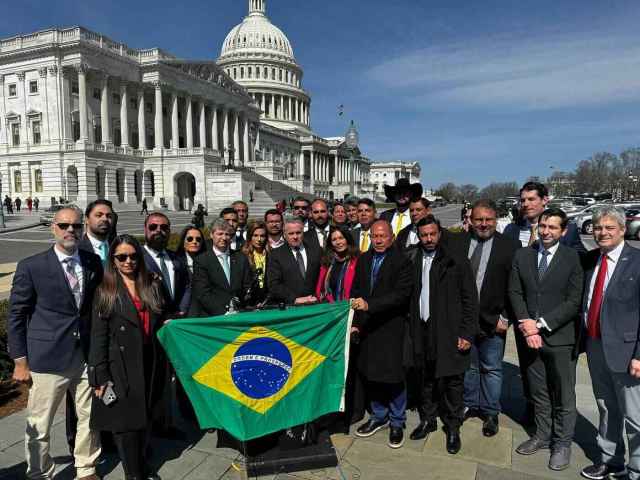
left=6, top=177, right=640, bottom=480
left=3, top=195, right=39, bottom=214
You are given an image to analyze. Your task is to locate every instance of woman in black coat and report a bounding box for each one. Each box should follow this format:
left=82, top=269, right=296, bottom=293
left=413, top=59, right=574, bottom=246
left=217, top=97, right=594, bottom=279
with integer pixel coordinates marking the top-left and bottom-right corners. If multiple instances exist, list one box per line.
left=89, top=234, right=166, bottom=480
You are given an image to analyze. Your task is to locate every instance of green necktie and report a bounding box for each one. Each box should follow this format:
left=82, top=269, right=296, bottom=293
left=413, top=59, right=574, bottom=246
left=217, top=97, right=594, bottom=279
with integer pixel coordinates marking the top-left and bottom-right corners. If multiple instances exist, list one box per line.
left=99, top=242, right=108, bottom=265
left=221, top=254, right=231, bottom=284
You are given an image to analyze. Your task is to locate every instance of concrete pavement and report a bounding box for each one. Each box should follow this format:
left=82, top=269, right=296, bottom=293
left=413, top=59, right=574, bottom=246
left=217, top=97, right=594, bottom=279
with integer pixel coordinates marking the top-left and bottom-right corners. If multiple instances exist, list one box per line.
left=0, top=330, right=602, bottom=480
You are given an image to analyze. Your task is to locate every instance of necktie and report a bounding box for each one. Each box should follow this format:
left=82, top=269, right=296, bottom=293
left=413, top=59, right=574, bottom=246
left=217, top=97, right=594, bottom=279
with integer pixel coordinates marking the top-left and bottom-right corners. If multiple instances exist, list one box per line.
left=294, top=247, right=306, bottom=279
left=587, top=254, right=608, bottom=339
left=469, top=240, right=483, bottom=280
left=420, top=254, right=432, bottom=321
left=220, top=253, right=231, bottom=284
left=394, top=212, right=405, bottom=236
left=64, top=258, right=81, bottom=308
left=158, top=252, right=174, bottom=299
left=538, top=249, right=550, bottom=280
left=370, top=254, right=385, bottom=293
left=528, top=224, right=539, bottom=247
left=360, top=231, right=369, bottom=252
left=320, top=229, right=327, bottom=249
left=99, top=242, right=108, bottom=265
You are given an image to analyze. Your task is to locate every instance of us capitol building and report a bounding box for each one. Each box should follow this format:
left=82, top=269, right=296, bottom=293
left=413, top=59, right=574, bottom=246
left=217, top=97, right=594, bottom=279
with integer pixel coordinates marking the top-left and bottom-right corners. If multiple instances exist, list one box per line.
left=0, top=0, right=411, bottom=212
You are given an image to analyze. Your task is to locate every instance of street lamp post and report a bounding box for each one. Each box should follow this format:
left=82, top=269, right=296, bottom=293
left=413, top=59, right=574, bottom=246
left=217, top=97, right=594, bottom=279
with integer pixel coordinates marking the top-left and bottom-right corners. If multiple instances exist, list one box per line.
left=0, top=175, right=5, bottom=229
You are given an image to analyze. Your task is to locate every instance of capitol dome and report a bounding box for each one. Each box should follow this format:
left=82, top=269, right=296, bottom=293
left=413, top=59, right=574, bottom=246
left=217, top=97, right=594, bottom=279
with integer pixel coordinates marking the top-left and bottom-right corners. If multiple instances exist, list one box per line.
left=217, top=0, right=311, bottom=132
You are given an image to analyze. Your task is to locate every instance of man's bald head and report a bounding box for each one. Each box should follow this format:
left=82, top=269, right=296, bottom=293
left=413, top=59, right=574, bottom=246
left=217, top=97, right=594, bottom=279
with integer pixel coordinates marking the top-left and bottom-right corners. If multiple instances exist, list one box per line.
left=370, top=220, right=394, bottom=253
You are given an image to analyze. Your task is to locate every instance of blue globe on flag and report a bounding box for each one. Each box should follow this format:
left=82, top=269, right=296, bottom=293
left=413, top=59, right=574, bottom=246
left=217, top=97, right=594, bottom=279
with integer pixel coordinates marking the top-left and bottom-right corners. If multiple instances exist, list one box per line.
left=231, top=337, right=293, bottom=399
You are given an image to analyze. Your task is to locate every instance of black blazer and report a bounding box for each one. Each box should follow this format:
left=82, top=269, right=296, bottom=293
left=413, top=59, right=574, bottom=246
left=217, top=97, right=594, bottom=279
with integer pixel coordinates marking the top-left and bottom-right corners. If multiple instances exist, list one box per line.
left=266, top=242, right=321, bottom=304
left=188, top=250, right=253, bottom=317
left=8, top=247, right=103, bottom=372
left=89, top=282, right=166, bottom=432
left=351, top=227, right=372, bottom=252
left=143, top=248, right=191, bottom=315
left=449, top=232, right=520, bottom=335
left=509, top=243, right=584, bottom=347
left=503, top=221, right=586, bottom=255
left=304, top=225, right=329, bottom=257
left=350, top=248, right=414, bottom=383
left=379, top=208, right=398, bottom=223
left=395, top=224, right=460, bottom=251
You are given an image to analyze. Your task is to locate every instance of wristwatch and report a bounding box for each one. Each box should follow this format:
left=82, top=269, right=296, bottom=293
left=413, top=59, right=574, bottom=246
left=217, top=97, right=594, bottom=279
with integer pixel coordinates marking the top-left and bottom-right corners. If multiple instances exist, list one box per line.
left=535, top=320, right=543, bottom=330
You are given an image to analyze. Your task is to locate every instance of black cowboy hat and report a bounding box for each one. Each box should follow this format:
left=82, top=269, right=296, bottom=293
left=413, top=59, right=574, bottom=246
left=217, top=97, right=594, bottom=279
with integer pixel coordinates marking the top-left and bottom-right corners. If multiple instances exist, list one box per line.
left=384, top=177, right=423, bottom=203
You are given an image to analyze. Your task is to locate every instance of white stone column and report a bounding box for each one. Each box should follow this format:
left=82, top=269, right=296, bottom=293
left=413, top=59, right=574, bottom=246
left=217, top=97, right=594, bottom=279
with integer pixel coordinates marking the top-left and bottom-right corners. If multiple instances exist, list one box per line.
left=280, top=95, right=284, bottom=120
left=243, top=115, right=250, bottom=166
left=260, top=93, right=266, bottom=117
left=198, top=101, right=206, bottom=148
left=211, top=104, right=219, bottom=151
left=120, top=83, right=129, bottom=147
left=288, top=96, right=293, bottom=121
left=233, top=111, right=240, bottom=165
left=222, top=107, right=229, bottom=163
left=171, top=92, right=179, bottom=149
left=100, top=75, right=111, bottom=145
left=61, top=68, right=73, bottom=142
left=77, top=65, right=88, bottom=143
left=185, top=96, right=193, bottom=149
left=137, top=88, right=146, bottom=150
left=310, top=150, right=315, bottom=185
left=299, top=151, right=305, bottom=178
left=154, top=82, right=163, bottom=149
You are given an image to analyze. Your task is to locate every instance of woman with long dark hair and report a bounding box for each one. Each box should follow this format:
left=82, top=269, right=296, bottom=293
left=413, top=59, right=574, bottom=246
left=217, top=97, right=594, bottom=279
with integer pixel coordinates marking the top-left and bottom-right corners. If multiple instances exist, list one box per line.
left=315, top=225, right=359, bottom=302
left=241, top=220, right=269, bottom=305
left=88, top=235, right=166, bottom=480
left=175, top=224, right=207, bottom=279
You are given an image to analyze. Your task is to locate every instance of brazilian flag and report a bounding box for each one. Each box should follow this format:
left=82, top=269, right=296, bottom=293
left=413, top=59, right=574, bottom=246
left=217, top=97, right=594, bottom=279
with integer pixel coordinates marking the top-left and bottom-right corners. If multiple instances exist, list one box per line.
left=157, top=301, right=353, bottom=441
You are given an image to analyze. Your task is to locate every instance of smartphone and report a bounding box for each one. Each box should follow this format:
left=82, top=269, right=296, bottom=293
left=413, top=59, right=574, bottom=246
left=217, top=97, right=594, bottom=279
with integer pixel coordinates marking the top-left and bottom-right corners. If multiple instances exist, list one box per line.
left=102, top=382, right=117, bottom=406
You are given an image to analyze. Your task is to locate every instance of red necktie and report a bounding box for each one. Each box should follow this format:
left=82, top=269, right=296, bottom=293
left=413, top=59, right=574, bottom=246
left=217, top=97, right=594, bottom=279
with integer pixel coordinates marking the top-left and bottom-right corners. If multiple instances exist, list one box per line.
left=587, top=254, right=608, bottom=339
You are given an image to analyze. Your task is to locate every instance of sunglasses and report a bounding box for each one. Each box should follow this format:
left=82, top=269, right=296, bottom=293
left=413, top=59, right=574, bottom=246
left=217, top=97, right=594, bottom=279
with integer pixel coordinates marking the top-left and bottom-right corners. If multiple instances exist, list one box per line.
left=148, top=223, right=170, bottom=233
left=186, top=236, right=203, bottom=243
left=55, top=223, right=83, bottom=230
left=293, top=205, right=309, bottom=210
left=114, top=253, right=139, bottom=262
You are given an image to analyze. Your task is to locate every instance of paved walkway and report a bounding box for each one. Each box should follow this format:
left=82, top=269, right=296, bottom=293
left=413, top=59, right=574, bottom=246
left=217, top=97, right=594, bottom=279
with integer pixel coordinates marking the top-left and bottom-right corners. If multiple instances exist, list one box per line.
left=0, top=333, right=599, bottom=480
left=0, top=213, right=41, bottom=234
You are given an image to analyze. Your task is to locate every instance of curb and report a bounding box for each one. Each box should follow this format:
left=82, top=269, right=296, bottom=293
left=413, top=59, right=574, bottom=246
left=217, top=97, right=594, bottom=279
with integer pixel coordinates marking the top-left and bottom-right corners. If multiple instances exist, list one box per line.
left=0, top=222, right=42, bottom=234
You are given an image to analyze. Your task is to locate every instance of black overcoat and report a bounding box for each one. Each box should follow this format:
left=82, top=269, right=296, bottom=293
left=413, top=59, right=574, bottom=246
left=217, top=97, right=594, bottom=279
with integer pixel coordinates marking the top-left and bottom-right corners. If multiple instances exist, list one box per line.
left=407, top=246, right=478, bottom=378
left=350, top=248, right=414, bottom=384
left=88, top=282, right=167, bottom=433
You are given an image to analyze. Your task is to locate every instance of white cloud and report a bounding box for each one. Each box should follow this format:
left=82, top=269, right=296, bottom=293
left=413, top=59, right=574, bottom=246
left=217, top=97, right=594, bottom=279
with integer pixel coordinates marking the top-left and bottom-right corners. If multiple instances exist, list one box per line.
left=368, top=32, right=640, bottom=110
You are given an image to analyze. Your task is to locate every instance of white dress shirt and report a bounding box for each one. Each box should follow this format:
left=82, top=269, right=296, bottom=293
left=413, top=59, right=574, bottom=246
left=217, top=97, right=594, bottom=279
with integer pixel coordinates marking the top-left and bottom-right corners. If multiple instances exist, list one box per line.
left=518, top=219, right=537, bottom=247
left=144, top=245, right=175, bottom=295
left=269, top=235, right=285, bottom=249
left=212, top=246, right=231, bottom=277
left=419, top=250, right=436, bottom=322
left=86, top=232, right=108, bottom=258
left=391, top=209, right=411, bottom=234
left=585, top=241, right=625, bottom=325
left=314, top=225, right=331, bottom=249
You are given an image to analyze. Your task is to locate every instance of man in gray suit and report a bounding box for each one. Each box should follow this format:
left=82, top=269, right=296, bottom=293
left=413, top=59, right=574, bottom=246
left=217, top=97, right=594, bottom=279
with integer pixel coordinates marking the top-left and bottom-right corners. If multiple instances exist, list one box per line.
left=509, top=208, right=583, bottom=471
left=580, top=206, right=640, bottom=480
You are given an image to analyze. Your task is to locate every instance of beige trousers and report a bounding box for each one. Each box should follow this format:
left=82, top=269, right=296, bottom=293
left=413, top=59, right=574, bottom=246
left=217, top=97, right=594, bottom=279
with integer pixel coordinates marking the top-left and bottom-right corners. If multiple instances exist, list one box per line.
left=25, top=348, right=101, bottom=479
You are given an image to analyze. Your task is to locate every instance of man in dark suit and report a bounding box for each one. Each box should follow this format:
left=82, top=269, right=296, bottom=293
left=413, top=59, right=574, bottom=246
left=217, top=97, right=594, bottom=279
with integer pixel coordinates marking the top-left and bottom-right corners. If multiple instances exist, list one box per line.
left=503, top=181, right=585, bottom=253
left=509, top=208, right=583, bottom=471
left=8, top=206, right=103, bottom=480
left=189, top=218, right=253, bottom=317
left=406, top=216, right=478, bottom=454
left=232, top=200, right=249, bottom=244
left=395, top=197, right=431, bottom=250
left=351, top=198, right=377, bottom=253
left=448, top=199, right=520, bottom=437
left=292, top=196, right=311, bottom=232
left=78, top=199, right=116, bottom=264
left=220, top=207, right=244, bottom=251
left=579, top=206, right=640, bottom=480
left=379, top=178, right=423, bottom=237
left=351, top=220, right=414, bottom=449
left=266, top=217, right=321, bottom=305
left=142, top=212, right=190, bottom=316
left=304, top=198, right=331, bottom=255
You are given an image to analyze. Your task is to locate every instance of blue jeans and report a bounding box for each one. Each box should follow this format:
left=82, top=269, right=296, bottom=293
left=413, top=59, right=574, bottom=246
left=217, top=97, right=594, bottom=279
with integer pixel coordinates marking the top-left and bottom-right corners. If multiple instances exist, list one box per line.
left=464, top=333, right=505, bottom=416
left=369, top=381, right=407, bottom=428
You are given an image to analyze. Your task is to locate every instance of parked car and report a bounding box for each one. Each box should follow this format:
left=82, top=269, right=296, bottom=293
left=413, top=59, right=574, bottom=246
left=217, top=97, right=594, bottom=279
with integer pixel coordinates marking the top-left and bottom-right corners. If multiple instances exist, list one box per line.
left=626, top=208, right=640, bottom=240
left=39, top=204, right=78, bottom=226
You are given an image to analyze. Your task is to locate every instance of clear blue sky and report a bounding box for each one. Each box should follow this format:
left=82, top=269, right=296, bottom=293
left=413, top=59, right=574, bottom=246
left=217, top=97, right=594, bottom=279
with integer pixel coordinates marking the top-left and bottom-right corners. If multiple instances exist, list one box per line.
left=3, top=0, right=640, bottom=188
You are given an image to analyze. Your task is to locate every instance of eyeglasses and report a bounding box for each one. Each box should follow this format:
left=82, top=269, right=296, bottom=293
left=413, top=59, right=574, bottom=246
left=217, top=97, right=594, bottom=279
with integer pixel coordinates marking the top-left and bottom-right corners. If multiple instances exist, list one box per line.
left=114, top=253, right=139, bottom=262
left=55, top=223, right=83, bottom=230
left=148, top=223, right=170, bottom=233
left=186, top=236, right=203, bottom=243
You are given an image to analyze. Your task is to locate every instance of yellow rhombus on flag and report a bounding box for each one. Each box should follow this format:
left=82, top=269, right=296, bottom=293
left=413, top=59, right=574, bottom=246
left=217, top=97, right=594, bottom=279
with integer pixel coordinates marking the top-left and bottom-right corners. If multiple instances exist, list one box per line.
left=193, top=326, right=327, bottom=414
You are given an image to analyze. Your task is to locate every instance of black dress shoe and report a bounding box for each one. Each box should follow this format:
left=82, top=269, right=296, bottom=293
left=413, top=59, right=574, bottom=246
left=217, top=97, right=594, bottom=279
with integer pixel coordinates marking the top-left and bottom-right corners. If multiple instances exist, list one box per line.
left=388, top=426, right=404, bottom=449
left=355, top=418, right=389, bottom=438
left=463, top=407, right=480, bottom=421
left=482, top=415, right=499, bottom=437
left=445, top=429, right=461, bottom=454
left=580, top=463, right=627, bottom=479
left=409, top=420, right=437, bottom=440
